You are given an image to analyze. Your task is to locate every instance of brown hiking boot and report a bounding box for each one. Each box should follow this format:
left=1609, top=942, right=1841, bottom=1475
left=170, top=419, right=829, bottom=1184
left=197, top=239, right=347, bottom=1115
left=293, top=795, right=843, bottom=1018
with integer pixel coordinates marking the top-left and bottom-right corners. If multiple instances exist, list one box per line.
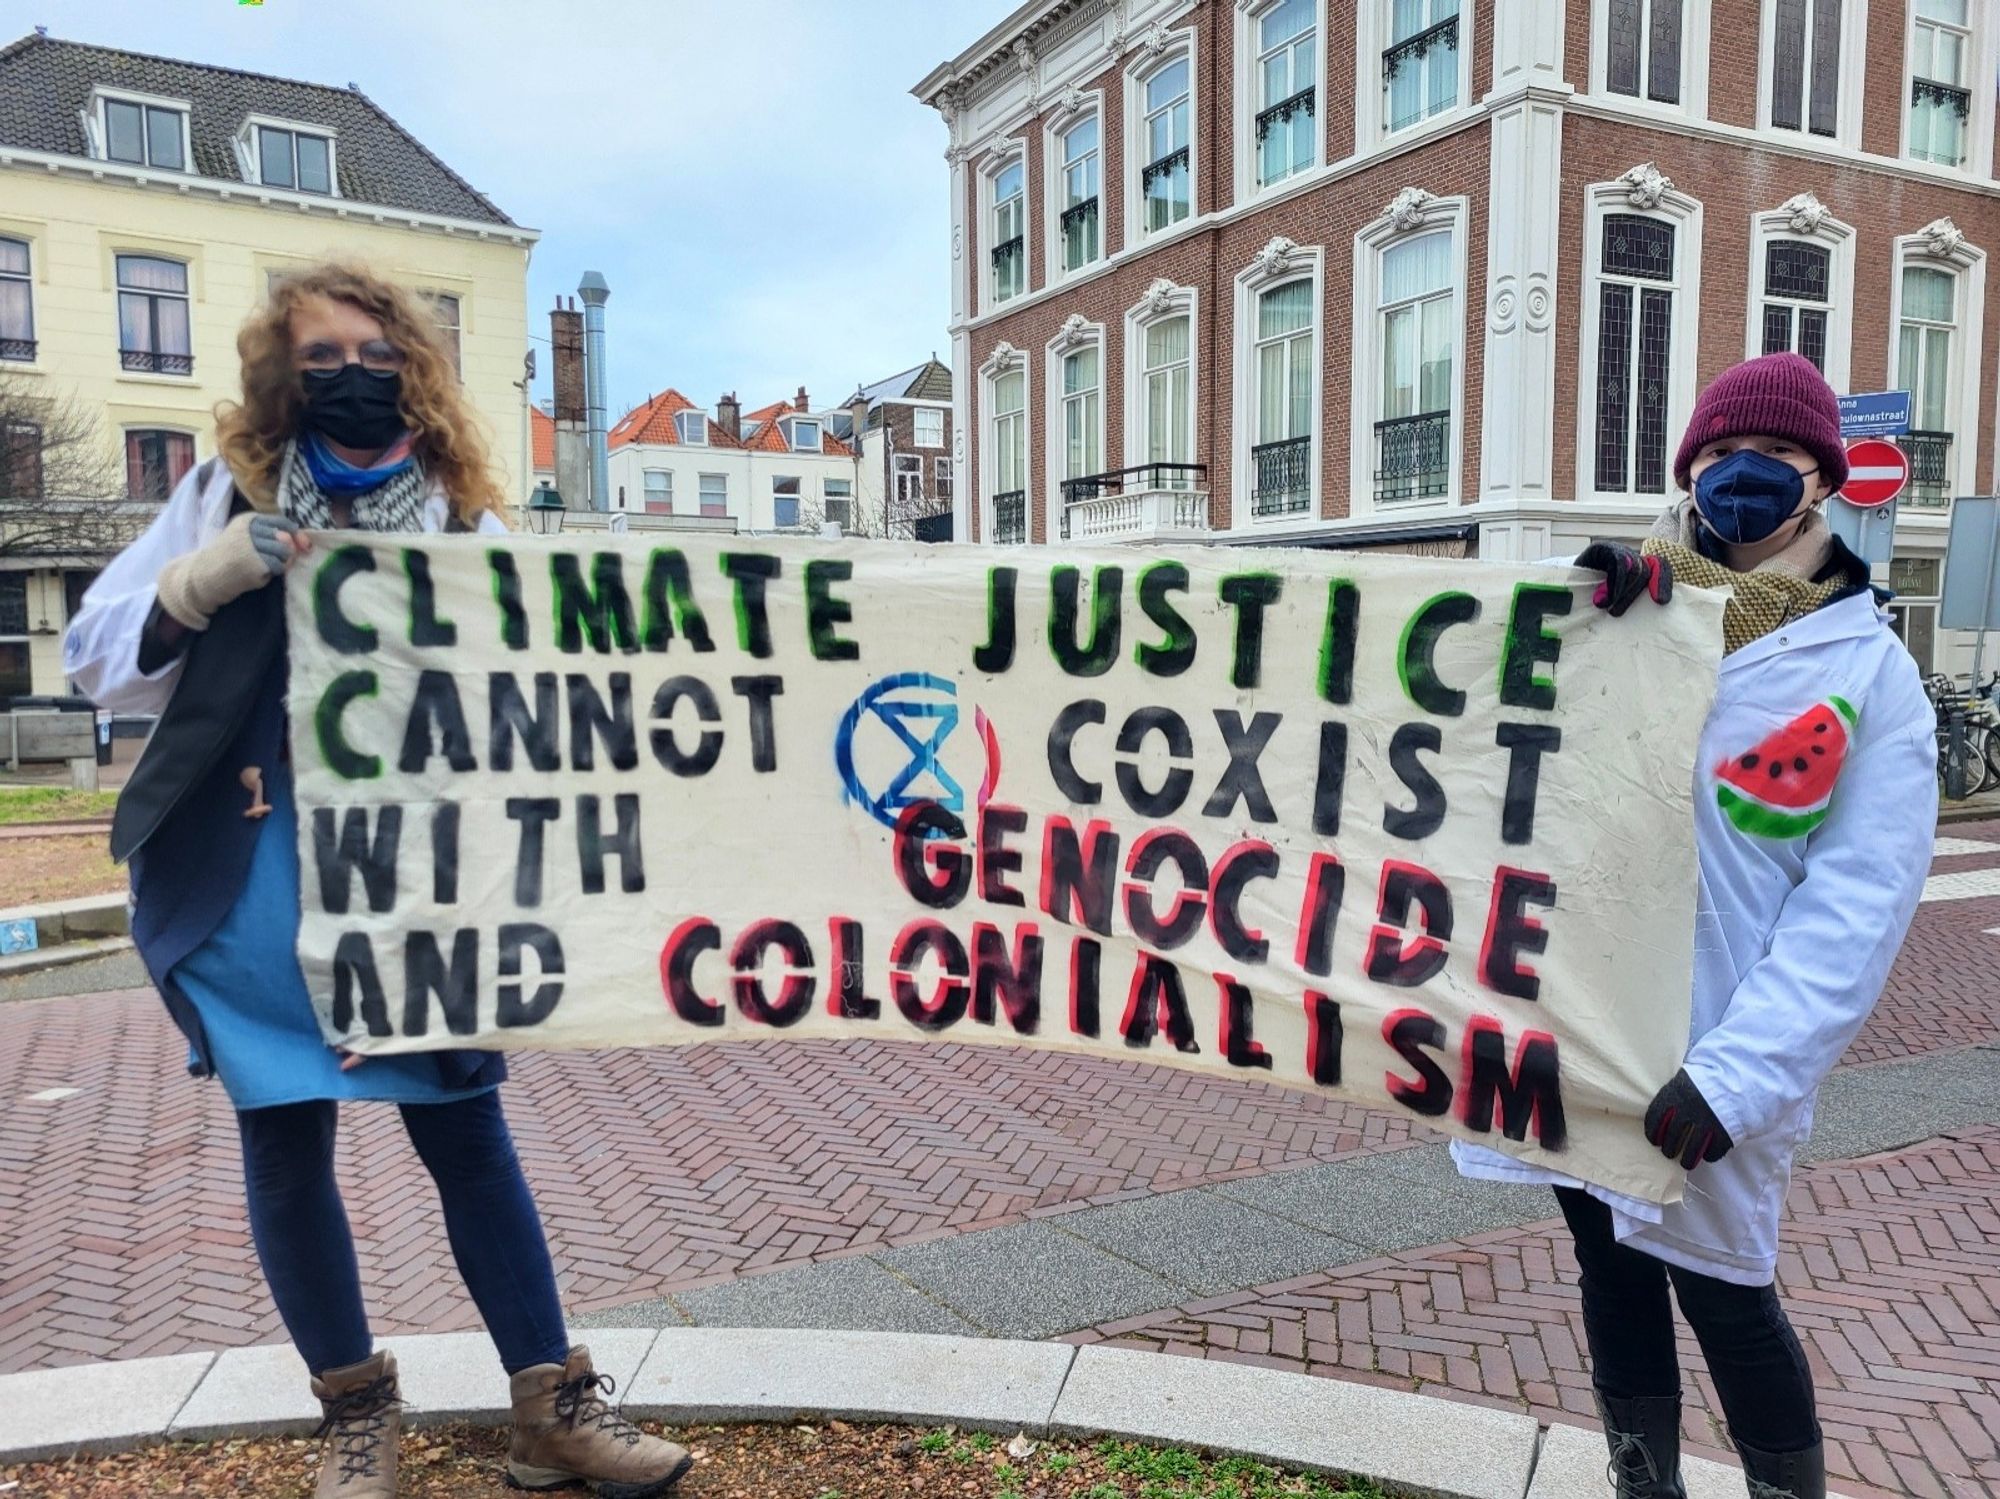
left=309, top=1349, right=402, bottom=1498
left=506, top=1346, right=691, bottom=1496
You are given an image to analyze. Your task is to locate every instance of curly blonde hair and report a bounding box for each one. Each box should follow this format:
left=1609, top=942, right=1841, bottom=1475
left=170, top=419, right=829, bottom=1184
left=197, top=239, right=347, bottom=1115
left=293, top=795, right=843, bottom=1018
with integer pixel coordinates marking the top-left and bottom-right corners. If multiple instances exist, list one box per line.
left=215, top=260, right=504, bottom=526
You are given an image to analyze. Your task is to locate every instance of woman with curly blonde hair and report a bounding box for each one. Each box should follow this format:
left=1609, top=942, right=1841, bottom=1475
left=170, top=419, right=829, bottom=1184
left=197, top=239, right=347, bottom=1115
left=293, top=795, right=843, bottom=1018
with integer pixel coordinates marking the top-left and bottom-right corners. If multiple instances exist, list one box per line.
left=65, top=262, right=691, bottom=1499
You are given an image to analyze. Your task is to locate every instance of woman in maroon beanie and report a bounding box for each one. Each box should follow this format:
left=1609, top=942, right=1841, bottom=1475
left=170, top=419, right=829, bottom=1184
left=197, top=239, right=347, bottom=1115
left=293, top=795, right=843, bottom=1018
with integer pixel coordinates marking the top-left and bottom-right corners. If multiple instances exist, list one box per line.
left=1457, top=352, right=1936, bottom=1499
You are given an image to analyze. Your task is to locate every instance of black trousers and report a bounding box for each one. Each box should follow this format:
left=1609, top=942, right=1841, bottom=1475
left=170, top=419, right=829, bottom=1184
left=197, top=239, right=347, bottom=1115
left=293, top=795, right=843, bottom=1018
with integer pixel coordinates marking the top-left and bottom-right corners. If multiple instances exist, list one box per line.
left=1556, top=1187, right=1820, bottom=1453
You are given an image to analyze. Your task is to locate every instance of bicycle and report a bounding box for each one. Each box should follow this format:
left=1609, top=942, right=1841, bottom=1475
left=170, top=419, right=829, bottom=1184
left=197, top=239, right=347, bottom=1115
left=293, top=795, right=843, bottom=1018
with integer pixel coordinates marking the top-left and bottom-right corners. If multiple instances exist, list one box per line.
left=1924, top=674, right=2000, bottom=800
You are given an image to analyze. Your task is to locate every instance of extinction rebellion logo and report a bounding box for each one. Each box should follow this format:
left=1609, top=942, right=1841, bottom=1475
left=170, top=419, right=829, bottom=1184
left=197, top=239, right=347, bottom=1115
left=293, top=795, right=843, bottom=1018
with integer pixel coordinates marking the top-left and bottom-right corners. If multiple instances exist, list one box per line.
left=835, top=672, right=998, bottom=832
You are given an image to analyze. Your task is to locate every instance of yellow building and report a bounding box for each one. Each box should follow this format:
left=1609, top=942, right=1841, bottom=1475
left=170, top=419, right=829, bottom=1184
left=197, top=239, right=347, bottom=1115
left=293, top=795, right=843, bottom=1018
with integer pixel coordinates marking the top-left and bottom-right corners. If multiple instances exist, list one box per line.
left=0, top=31, right=538, bottom=699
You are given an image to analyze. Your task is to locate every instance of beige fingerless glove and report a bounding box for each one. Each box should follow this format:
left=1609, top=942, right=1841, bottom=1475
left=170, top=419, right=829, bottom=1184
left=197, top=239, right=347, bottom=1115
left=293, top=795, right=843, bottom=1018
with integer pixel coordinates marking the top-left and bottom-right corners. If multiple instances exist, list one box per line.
left=154, top=512, right=299, bottom=630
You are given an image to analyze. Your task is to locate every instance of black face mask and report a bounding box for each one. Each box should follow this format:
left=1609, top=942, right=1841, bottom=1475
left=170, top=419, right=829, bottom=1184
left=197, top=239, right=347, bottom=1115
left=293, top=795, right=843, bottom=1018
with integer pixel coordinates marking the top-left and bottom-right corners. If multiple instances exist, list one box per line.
left=301, top=364, right=406, bottom=449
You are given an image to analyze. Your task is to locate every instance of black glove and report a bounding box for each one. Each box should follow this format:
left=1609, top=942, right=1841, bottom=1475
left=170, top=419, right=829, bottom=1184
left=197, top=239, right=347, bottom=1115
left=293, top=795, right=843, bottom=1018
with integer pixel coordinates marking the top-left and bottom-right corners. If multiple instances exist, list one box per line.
left=1577, top=542, right=1673, bottom=617
left=1643, top=1069, right=1733, bottom=1170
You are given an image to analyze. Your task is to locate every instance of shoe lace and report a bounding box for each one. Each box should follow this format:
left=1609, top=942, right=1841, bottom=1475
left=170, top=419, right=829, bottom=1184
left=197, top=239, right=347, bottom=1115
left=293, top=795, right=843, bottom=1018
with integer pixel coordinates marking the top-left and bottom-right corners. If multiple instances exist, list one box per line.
left=554, top=1369, right=644, bottom=1450
left=1605, top=1424, right=1662, bottom=1496
left=314, top=1374, right=401, bottom=1481
left=1745, top=1480, right=1799, bottom=1499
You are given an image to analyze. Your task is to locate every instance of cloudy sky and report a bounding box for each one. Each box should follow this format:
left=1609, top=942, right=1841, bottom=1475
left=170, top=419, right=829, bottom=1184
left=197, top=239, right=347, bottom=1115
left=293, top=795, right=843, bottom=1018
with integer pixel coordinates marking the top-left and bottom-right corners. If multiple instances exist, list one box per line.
left=3, top=0, right=1013, bottom=417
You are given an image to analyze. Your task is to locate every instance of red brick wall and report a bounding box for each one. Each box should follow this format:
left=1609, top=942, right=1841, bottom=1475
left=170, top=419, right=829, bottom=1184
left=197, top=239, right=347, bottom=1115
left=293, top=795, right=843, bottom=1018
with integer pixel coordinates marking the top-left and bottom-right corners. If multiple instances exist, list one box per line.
left=1862, top=1, right=1907, bottom=160
left=1564, top=1, right=1592, bottom=91
left=1709, top=0, right=1761, bottom=128
left=1326, top=0, right=1359, bottom=166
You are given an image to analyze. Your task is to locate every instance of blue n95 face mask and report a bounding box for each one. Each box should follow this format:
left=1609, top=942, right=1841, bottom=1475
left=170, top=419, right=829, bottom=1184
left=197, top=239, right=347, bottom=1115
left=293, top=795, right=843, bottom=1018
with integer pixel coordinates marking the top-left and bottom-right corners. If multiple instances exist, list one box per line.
left=1692, top=449, right=1813, bottom=545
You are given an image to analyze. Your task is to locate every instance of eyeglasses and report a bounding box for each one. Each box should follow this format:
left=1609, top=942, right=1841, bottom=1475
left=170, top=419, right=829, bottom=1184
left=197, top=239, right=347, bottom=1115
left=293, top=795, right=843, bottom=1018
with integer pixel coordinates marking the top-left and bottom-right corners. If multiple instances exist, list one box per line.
left=297, top=339, right=406, bottom=375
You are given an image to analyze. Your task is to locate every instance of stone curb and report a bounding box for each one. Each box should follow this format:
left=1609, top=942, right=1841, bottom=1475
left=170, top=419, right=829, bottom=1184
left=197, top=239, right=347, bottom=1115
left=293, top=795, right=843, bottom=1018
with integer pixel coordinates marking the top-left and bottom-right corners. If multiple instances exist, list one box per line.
left=0, top=934, right=133, bottom=980
left=0, top=892, right=129, bottom=949
left=0, top=1329, right=1857, bottom=1497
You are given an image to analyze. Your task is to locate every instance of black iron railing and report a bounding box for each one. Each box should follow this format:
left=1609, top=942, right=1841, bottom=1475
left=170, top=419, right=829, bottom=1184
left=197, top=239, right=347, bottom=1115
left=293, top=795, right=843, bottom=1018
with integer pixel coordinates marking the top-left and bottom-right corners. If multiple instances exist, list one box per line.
left=1897, top=430, right=1953, bottom=508
left=991, top=236, right=1024, bottom=299
left=1060, top=197, right=1098, bottom=265
left=1383, top=15, right=1458, bottom=78
left=1913, top=77, right=1972, bottom=119
left=120, top=348, right=193, bottom=376
left=0, top=337, right=32, bottom=362
left=1375, top=412, right=1451, bottom=503
left=1255, top=87, right=1315, bottom=144
left=1250, top=436, right=1311, bottom=516
left=992, top=489, right=1026, bottom=544
left=1141, top=146, right=1188, bottom=198
left=1060, top=463, right=1206, bottom=505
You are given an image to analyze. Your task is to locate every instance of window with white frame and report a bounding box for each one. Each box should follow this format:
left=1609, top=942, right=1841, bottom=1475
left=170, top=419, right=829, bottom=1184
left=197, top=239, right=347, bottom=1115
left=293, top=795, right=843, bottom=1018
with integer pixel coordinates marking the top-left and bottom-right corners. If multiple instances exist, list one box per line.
left=0, top=572, right=28, bottom=698
left=1059, top=117, right=1101, bottom=272
left=423, top=292, right=461, bottom=376
left=935, top=456, right=953, bottom=502
left=1256, top=0, right=1317, bottom=189
left=788, top=417, right=821, bottom=453
left=1141, top=58, right=1191, bottom=232
left=1606, top=0, right=1684, bottom=104
left=773, top=475, right=802, bottom=528
left=124, top=429, right=195, bottom=501
left=824, top=478, right=853, bottom=531
left=644, top=469, right=671, bottom=513
left=699, top=472, right=727, bottom=515
left=1909, top=1, right=1972, bottom=167
left=1376, top=232, right=1454, bottom=503
left=1143, top=315, right=1193, bottom=480
left=914, top=407, right=944, bottom=448
left=1887, top=556, right=1940, bottom=669
left=0, top=238, right=32, bottom=362
left=1384, top=0, right=1461, bottom=133
left=100, top=95, right=185, bottom=170
left=894, top=453, right=924, bottom=508
left=992, top=160, right=1026, bottom=304
left=1593, top=214, right=1681, bottom=495
left=1769, top=0, right=1841, bottom=136
left=1897, top=265, right=1958, bottom=506
left=1253, top=282, right=1313, bottom=515
left=677, top=410, right=708, bottom=445
left=1061, top=347, right=1102, bottom=491
left=115, top=255, right=193, bottom=376
left=1760, top=241, right=1831, bottom=369
left=256, top=124, right=334, bottom=194
left=991, top=367, right=1027, bottom=543
left=3, top=419, right=44, bottom=501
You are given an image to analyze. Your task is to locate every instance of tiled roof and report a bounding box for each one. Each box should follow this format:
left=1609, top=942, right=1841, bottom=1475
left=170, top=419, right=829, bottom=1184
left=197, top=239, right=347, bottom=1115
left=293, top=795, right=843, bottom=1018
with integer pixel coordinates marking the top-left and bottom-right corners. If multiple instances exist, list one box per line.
left=740, top=400, right=855, bottom=458
left=0, top=32, right=513, bottom=226
left=530, top=406, right=554, bottom=471
left=609, top=389, right=730, bottom=449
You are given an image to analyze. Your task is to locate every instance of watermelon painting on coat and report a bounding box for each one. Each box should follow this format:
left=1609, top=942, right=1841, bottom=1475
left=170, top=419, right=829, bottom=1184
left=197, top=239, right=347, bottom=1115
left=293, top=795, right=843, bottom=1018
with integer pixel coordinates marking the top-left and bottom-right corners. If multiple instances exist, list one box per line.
left=1713, top=696, right=1857, bottom=840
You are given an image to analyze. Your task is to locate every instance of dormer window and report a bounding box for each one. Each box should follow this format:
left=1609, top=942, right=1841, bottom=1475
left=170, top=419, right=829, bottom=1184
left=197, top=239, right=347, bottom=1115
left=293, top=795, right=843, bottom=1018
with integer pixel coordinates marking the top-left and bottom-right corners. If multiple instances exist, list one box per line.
left=257, top=125, right=334, bottom=194
left=97, top=93, right=186, bottom=171
left=677, top=410, right=708, bottom=445
left=788, top=417, right=822, bottom=453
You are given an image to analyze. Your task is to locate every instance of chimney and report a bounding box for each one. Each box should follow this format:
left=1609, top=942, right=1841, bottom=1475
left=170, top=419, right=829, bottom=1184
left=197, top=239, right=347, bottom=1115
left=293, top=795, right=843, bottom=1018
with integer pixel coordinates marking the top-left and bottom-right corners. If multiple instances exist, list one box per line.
left=847, top=390, right=869, bottom=445
left=577, top=270, right=612, bottom=513
left=717, top=392, right=741, bottom=442
left=795, top=385, right=810, bottom=413
left=550, top=298, right=588, bottom=510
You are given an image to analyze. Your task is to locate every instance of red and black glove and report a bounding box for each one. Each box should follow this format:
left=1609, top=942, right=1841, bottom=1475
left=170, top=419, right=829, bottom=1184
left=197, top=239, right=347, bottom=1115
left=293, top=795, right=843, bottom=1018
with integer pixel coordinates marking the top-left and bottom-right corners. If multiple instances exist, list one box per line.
left=1577, top=542, right=1673, bottom=617
left=1643, top=1069, right=1733, bottom=1170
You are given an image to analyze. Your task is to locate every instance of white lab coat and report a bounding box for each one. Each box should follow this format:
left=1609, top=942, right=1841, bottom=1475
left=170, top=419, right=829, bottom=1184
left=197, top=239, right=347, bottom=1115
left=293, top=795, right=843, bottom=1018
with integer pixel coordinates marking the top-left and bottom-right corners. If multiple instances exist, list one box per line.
left=64, top=456, right=506, bottom=714
left=1455, top=588, right=1936, bottom=1284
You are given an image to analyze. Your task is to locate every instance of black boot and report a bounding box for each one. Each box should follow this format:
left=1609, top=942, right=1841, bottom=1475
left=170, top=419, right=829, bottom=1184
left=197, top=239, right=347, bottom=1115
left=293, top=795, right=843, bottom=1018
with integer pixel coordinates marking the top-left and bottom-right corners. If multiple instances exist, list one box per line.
left=1596, top=1393, right=1688, bottom=1498
left=1735, top=1439, right=1825, bottom=1499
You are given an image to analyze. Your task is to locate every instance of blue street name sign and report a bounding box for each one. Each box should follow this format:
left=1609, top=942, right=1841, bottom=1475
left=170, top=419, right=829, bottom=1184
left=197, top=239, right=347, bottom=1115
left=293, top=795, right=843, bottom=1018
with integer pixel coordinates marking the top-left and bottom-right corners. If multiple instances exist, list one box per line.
left=1838, top=390, right=1912, bottom=436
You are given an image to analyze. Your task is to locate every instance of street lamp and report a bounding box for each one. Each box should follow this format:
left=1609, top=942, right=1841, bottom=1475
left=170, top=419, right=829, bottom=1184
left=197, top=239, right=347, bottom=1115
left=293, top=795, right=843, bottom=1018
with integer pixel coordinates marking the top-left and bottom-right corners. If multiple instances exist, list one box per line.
left=527, top=483, right=566, bottom=536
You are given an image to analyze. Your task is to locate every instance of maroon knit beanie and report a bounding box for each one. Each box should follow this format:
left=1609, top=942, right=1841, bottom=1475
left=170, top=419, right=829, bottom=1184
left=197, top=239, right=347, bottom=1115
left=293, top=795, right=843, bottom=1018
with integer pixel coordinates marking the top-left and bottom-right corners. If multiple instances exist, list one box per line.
left=1672, top=352, right=1848, bottom=492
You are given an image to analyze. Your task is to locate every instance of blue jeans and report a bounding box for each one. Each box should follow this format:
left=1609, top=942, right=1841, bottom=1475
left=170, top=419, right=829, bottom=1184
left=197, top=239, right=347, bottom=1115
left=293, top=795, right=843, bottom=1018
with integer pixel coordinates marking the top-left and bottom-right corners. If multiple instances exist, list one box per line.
left=237, top=1090, right=571, bottom=1377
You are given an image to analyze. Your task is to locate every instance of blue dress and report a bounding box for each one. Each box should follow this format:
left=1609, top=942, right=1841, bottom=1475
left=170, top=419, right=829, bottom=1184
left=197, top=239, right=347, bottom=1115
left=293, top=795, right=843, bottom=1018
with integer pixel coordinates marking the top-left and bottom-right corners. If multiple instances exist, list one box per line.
left=168, top=768, right=496, bottom=1112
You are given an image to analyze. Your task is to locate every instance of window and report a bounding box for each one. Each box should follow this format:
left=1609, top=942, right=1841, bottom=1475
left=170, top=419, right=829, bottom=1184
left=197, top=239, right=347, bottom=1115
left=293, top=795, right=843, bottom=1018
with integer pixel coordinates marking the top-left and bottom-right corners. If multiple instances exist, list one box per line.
left=0, top=574, right=28, bottom=699
left=935, top=457, right=953, bottom=503
left=678, top=410, right=709, bottom=445
left=643, top=469, right=671, bottom=514
left=2, top=420, right=42, bottom=500
left=1142, top=59, right=1191, bottom=232
left=774, top=475, right=801, bottom=528
left=1143, top=315, right=1193, bottom=474
left=102, top=97, right=185, bottom=170
left=1770, top=0, right=1841, bottom=136
left=1256, top=0, right=1317, bottom=188
left=1377, top=232, right=1454, bottom=503
left=1898, top=266, right=1957, bottom=507
left=1888, top=557, right=1940, bottom=670
left=1909, top=0, right=1971, bottom=168
left=1606, top=0, right=1683, bottom=104
left=1059, top=117, right=1101, bottom=273
left=1385, top=0, right=1461, bottom=133
left=991, top=367, right=1027, bottom=543
left=1061, top=347, right=1102, bottom=486
left=124, top=430, right=195, bottom=502
left=914, top=407, right=944, bottom=448
left=257, top=125, right=333, bottom=194
left=63, top=570, right=99, bottom=623
left=1253, top=282, right=1313, bottom=514
left=425, top=293, right=461, bottom=376
left=699, top=473, right=727, bottom=516
left=788, top=418, right=821, bottom=453
left=115, top=256, right=192, bottom=376
left=1761, top=241, right=1831, bottom=369
left=824, top=478, right=853, bottom=531
left=0, top=238, right=31, bottom=362
left=894, top=453, right=924, bottom=507
left=1594, top=214, right=1679, bottom=494
left=992, top=161, right=1026, bottom=304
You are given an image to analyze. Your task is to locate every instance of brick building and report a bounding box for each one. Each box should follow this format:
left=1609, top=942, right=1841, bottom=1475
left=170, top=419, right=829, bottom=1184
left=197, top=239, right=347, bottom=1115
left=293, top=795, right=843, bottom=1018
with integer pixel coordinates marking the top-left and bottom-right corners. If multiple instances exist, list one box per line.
left=835, top=356, right=956, bottom=538
left=914, top=0, right=1999, bottom=673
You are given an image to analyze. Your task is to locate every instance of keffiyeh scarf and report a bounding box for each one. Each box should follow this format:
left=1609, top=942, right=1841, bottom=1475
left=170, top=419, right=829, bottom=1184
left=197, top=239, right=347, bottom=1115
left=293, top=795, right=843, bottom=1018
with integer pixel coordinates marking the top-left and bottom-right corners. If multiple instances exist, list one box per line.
left=1641, top=498, right=1844, bottom=655
left=274, top=436, right=429, bottom=533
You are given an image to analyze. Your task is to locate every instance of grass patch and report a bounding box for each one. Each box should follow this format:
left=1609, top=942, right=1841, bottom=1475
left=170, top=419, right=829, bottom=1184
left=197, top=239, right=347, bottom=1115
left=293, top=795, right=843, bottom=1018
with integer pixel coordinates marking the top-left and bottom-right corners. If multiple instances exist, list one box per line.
left=0, top=787, right=119, bottom=825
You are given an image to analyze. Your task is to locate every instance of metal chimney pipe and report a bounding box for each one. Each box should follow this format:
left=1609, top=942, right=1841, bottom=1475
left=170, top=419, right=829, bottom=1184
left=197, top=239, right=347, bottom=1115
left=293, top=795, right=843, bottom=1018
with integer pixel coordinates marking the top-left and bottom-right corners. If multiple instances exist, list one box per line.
left=577, top=270, right=611, bottom=513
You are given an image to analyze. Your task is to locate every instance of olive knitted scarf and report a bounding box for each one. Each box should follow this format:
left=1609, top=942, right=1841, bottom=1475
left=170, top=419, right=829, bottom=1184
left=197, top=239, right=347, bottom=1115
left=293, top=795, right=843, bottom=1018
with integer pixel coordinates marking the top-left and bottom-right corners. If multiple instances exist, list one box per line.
left=1641, top=499, right=1844, bottom=654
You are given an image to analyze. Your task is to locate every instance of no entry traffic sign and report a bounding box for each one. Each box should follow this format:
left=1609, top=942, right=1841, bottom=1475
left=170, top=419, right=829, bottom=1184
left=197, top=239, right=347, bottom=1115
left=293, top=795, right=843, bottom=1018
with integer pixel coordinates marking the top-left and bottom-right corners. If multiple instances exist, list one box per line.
left=1840, top=438, right=1909, bottom=508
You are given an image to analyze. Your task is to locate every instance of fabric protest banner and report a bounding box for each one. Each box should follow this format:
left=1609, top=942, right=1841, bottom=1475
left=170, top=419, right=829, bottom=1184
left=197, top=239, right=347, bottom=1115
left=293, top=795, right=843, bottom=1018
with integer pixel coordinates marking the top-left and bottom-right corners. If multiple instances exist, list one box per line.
left=286, top=534, right=1725, bottom=1204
